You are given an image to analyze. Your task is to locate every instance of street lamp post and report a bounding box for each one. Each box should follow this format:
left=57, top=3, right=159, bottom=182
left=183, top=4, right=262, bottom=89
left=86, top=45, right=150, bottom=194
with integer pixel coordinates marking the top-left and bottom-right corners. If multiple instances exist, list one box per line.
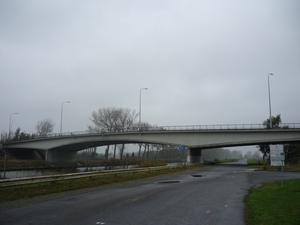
left=268, top=73, right=273, bottom=128
left=60, top=101, right=71, bottom=134
left=4, top=112, right=18, bottom=178
left=139, top=88, right=148, bottom=130
left=8, top=112, right=19, bottom=140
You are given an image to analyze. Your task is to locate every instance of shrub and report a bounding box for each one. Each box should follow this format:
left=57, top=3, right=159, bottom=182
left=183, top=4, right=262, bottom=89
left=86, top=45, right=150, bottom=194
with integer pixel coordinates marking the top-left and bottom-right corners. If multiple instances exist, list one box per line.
left=138, top=160, right=167, bottom=167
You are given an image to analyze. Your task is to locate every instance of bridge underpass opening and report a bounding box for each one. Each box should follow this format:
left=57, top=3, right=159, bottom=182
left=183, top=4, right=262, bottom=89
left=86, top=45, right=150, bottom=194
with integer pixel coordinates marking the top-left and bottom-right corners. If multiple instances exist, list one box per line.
left=187, top=148, right=203, bottom=163
left=45, top=149, right=77, bottom=165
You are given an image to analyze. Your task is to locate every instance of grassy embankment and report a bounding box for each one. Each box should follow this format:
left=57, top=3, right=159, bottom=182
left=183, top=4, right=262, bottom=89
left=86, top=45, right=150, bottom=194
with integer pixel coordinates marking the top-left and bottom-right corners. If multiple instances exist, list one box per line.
left=247, top=158, right=300, bottom=171
left=245, top=179, right=300, bottom=225
left=0, top=157, right=185, bottom=171
left=245, top=159, right=300, bottom=225
left=0, top=159, right=51, bottom=170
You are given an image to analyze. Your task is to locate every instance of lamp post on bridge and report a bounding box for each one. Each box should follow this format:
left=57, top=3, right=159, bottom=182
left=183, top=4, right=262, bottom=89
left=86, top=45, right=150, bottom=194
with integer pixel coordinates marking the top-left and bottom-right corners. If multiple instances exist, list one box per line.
left=60, top=101, right=71, bottom=134
left=139, top=88, right=148, bottom=130
left=8, top=112, right=19, bottom=141
left=4, top=112, right=18, bottom=178
left=268, top=73, right=273, bottom=128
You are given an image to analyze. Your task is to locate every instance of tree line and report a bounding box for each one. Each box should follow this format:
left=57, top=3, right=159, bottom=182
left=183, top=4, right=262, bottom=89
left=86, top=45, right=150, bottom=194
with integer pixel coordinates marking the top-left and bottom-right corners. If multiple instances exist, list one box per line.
left=257, top=114, right=300, bottom=164
left=1, top=118, right=55, bottom=142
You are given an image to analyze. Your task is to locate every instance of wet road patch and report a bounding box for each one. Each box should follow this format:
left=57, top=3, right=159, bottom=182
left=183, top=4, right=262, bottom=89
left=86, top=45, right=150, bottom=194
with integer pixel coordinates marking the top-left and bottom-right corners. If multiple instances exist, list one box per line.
left=157, top=180, right=181, bottom=184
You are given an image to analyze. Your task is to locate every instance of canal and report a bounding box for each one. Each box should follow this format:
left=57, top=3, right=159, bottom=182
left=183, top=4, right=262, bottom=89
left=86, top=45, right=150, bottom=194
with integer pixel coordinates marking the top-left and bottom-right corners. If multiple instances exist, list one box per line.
left=0, top=165, right=141, bottom=179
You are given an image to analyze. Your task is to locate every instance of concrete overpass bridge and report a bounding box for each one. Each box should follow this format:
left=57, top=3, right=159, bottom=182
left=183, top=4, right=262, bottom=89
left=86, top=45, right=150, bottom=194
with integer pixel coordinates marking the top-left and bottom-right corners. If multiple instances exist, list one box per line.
left=1, top=123, right=300, bottom=164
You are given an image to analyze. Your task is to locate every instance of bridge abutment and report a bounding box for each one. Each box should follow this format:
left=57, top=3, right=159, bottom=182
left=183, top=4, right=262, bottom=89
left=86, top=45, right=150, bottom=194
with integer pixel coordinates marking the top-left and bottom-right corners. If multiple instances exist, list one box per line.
left=187, top=148, right=203, bottom=163
left=45, top=150, right=77, bottom=165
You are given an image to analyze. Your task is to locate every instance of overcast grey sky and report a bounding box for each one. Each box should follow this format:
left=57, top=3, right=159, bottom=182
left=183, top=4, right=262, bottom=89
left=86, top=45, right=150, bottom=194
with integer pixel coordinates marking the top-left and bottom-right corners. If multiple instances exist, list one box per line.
left=1, top=0, right=300, bottom=140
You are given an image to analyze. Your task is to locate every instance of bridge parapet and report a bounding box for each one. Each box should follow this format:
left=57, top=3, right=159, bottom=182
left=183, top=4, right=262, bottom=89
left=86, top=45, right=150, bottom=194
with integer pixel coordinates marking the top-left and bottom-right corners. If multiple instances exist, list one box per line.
left=159, top=123, right=300, bottom=131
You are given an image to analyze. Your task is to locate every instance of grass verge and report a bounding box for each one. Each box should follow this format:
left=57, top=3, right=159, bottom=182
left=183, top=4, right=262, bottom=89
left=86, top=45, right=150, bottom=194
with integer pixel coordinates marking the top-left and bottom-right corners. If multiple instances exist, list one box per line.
left=0, top=164, right=203, bottom=203
left=247, top=159, right=300, bottom=172
left=247, top=159, right=263, bottom=165
left=0, top=159, right=51, bottom=170
left=245, top=179, right=300, bottom=225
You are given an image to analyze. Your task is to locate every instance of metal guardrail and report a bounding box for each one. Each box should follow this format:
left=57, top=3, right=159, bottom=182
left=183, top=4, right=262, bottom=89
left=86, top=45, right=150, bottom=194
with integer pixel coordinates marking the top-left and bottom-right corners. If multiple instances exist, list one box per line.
left=155, top=123, right=300, bottom=130
left=3, top=123, right=300, bottom=142
left=0, top=165, right=180, bottom=187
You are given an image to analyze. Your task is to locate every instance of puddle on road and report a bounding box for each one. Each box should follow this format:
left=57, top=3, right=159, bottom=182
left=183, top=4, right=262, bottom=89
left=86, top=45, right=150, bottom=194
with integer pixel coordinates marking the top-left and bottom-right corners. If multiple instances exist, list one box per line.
left=191, top=174, right=206, bottom=177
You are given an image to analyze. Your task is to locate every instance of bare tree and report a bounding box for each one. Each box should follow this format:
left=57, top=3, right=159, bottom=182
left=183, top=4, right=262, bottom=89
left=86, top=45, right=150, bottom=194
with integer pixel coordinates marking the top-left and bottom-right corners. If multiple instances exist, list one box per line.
left=88, top=107, right=138, bottom=158
left=137, top=143, right=143, bottom=158
left=36, top=119, right=55, bottom=136
left=153, top=144, right=161, bottom=160
left=118, top=144, right=125, bottom=159
left=88, top=107, right=138, bottom=132
left=104, top=146, right=110, bottom=160
left=133, top=122, right=152, bottom=159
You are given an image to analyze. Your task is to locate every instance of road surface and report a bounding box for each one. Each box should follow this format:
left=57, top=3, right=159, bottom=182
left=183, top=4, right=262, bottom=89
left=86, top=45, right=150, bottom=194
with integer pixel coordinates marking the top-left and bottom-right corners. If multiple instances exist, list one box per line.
left=1, top=163, right=299, bottom=225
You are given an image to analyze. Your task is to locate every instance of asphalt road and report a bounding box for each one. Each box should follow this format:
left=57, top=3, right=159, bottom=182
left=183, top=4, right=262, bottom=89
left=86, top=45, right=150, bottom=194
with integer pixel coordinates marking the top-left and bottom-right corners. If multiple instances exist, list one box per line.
left=1, top=163, right=300, bottom=225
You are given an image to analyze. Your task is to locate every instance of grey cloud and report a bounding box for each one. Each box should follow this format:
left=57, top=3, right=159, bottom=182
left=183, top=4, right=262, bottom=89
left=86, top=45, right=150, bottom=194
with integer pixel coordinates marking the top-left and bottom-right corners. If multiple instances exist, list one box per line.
left=1, top=0, right=299, bottom=139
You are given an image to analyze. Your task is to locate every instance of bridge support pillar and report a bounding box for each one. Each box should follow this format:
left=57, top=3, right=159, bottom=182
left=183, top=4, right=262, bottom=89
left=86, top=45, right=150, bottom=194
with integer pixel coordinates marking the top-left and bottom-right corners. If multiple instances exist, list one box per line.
left=187, top=148, right=203, bottom=163
left=45, top=150, right=77, bottom=165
